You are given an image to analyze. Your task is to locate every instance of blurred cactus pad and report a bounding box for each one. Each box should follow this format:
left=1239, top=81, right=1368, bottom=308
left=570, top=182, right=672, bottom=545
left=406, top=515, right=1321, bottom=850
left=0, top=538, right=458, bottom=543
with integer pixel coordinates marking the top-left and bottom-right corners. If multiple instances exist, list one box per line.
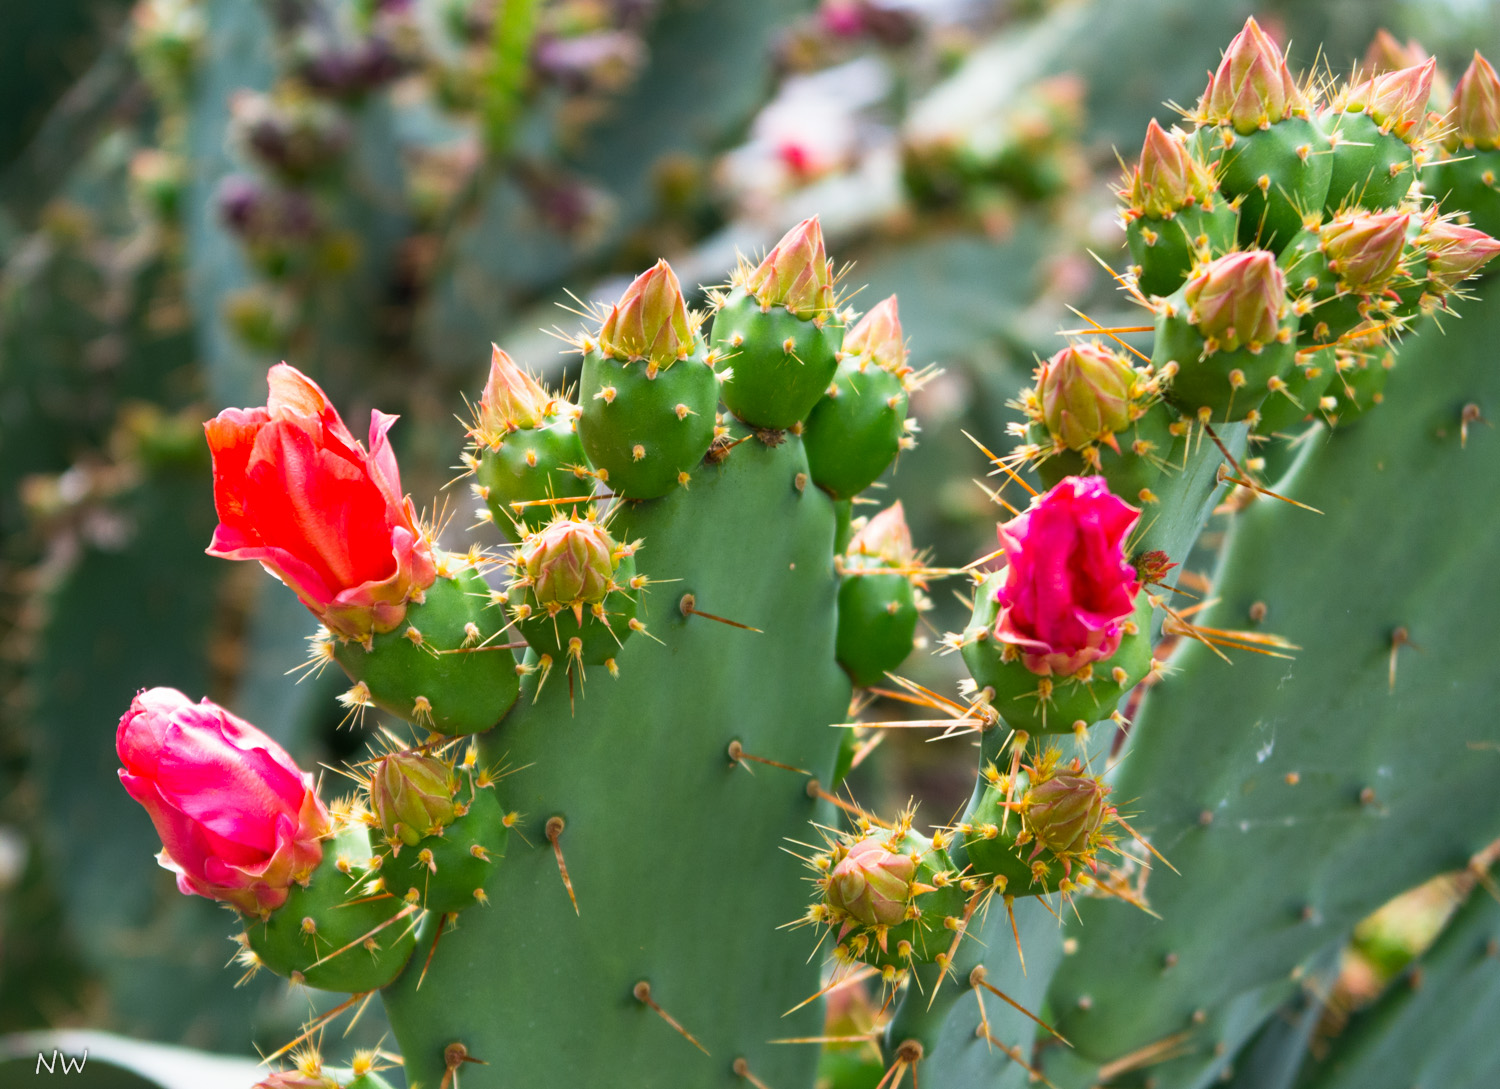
left=6, top=2, right=1500, bottom=1089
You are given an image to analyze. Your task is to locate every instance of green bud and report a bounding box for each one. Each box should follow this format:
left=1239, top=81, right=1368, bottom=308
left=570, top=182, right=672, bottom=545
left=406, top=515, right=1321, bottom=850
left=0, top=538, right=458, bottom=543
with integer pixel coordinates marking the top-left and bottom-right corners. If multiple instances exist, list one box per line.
left=745, top=216, right=834, bottom=318
left=826, top=836, right=915, bottom=929
left=1037, top=341, right=1136, bottom=450
left=521, top=518, right=618, bottom=607
left=597, top=259, right=695, bottom=369
left=1184, top=250, right=1287, bottom=351
left=1025, top=773, right=1109, bottom=857
left=371, top=753, right=457, bottom=848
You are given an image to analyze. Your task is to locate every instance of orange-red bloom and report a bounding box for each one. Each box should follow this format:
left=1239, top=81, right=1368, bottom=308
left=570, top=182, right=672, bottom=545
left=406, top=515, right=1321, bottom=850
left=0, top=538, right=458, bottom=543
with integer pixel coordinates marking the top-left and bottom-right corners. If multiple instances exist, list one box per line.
left=205, top=364, right=436, bottom=638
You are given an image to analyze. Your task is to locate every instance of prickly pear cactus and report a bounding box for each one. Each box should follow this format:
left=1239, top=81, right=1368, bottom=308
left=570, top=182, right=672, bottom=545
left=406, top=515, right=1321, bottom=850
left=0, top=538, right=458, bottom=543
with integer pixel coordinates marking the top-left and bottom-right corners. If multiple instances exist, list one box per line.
left=101, top=16, right=1500, bottom=1089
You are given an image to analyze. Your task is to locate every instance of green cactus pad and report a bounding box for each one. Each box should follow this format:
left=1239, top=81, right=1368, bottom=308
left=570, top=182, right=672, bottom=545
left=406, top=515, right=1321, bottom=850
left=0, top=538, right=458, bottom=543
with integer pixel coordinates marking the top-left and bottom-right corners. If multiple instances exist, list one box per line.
left=1323, top=109, right=1415, bottom=212
left=1153, top=293, right=1299, bottom=423
left=475, top=415, right=591, bottom=541
left=381, top=784, right=508, bottom=916
left=516, top=550, right=639, bottom=668
left=1203, top=118, right=1332, bottom=253
left=961, top=576, right=1153, bottom=735
left=1325, top=347, right=1394, bottom=426
left=802, top=358, right=908, bottom=499
left=962, top=780, right=1062, bottom=897
left=1255, top=345, right=1337, bottom=436
left=711, top=288, right=840, bottom=430
left=1031, top=400, right=1179, bottom=507
left=1127, top=203, right=1240, bottom=299
left=244, top=825, right=417, bottom=993
left=577, top=350, right=717, bottom=499
left=1425, top=149, right=1500, bottom=239
left=332, top=565, right=520, bottom=735
left=835, top=569, right=919, bottom=688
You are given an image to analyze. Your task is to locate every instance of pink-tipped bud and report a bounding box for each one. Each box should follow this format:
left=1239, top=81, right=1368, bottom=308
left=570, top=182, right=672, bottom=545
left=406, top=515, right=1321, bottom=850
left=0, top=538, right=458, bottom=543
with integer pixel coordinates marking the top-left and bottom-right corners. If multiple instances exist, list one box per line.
left=847, top=501, right=915, bottom=567
left=827, top=837, right=915, bottom=929
left=1422, top=221, right=1500, bottom=293
left=1200, top=17, right=1307, bottom=133
left=1342, top=59, right=1436, bottom=143
left=1126, top=119, right=1218, bottom=218
left=598, top=259, right=695, bottom=367
left=746, top=217, right=834, bottom=318
left=1025, top=774, right=1109, bottom=856
left=1036, top=342, right=1136, bottom=451
left=252, top=1071, right=338, bottom=1089
left=478, top=346, right=551, bottom=433
left=371, top=752, right=457, bottom=848
left=521, top=518, right=617, bottom=606
left=1183, top=250, right=1287, bottom=351
left=1447, top=52, right=1500, bottom=150
left=1363, top=29, right=1430, bottom=77
left=1319, top=211, right=1411, bottom=292
left=842, top=295, right=906, bottom=371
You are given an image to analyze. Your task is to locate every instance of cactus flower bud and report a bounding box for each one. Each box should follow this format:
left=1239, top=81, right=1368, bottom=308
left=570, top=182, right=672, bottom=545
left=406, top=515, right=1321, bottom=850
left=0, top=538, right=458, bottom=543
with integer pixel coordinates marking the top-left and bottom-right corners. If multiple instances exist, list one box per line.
left=847, top=501, right=915, bottom=567
left=1036, top=342, right=1136, bottom=451
left=1364, top=30, right=1429, bottom=77
left=1126, top=119, right=1218, bottom=219
left=1342, top=59, right=1436, bottom=143
left=522, top=518, right=617, bottom=606
left=1025, top=774, right=1109, bottom=857
left=1447, top=52, right=1500, bottom=150
left=826, top=837, right=915, bottom=929
left=1200, top=17, right=1307, bottom=133
left=204, top=364, right=437, bottom=639
left=1320, top=211, right=1410, bottom=292
left=1183, top=250, right=1287, bottom=351
left=1422, top=221, right=1500, bottom=293
left=841, top=295, right=907, bottom=371
left=994, top=476, right=1141, bottom=677
left=371, top=752, right=457, bottom=847
left=597, top=259, right=695, bottom=368
left=478, top=345, right=550, bottom=433
left=253, top=1070, right=338, bottom=1089
left=116, top=687, right=331, bottom=917
left=746, top=216, right=834, bottom=318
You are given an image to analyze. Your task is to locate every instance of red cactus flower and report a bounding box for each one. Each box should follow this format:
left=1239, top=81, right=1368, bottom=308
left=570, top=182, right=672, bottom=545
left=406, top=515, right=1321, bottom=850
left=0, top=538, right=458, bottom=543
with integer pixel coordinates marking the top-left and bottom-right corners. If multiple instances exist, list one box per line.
left=117, top=687, right=330, bottom=917
left=993, top=476, right=1142, bottom=676
left=204, top=363, right=436, bottom=639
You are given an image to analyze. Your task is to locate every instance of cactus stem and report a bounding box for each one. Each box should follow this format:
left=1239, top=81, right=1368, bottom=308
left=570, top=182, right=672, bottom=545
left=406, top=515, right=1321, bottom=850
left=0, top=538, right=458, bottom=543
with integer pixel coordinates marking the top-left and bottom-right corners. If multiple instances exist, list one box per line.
left=726, top=739, right=810, bottom=775
left=545, top=816, right=579, bottom=915
left=678, top=593, right=764, bottom=632
left=632, top=981, right=711, bottom=1056
left=969, top=965, right=1070, bottom=1044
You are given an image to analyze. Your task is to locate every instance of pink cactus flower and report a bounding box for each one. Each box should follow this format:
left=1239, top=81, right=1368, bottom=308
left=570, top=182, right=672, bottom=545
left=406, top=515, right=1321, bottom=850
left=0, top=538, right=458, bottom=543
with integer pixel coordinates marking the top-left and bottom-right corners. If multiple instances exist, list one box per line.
left=117, top=688, right=330, bottom=917
left=993, top=477, right=1142, bottom=676
left=204, top=364, right=437, bottom=639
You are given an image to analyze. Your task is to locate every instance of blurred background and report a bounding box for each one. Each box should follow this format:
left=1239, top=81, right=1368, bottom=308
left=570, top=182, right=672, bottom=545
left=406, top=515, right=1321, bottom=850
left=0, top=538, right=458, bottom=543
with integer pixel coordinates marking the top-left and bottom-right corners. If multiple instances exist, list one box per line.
left=1, top=0, right=1496, bottom=1075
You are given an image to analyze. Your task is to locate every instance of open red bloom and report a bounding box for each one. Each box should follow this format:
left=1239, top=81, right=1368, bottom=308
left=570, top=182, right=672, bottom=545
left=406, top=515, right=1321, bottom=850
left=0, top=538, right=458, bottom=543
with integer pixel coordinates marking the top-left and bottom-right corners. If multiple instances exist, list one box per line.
left=118, top=687, right=330, bottom=917
left=205, top=364, right=436, bottom=638
left=993, top=476, right=1141, bottom=676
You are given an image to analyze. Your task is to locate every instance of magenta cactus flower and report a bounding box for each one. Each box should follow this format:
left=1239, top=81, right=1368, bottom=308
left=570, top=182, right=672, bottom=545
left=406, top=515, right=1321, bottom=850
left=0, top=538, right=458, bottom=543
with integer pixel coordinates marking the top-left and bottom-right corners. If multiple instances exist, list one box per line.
left=117, top=687, right=330, bottom=917
left=993, top=476, right=1142, bottom=677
